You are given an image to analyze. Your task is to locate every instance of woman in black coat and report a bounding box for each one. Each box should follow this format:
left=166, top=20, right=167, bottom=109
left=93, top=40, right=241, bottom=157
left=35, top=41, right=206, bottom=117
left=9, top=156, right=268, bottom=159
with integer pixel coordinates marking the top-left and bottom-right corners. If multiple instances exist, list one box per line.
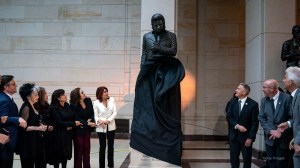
left=70, top=87, right=96, bottom=168
left=48, top=89, right=82, bottom=168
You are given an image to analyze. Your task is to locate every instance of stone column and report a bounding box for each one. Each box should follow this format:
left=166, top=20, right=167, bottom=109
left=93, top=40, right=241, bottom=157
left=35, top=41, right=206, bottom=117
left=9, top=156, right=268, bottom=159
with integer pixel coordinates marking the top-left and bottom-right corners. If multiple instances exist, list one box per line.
left=129, top=0, right=180, bottom=167
left=245, top=0, right=295, bottom=156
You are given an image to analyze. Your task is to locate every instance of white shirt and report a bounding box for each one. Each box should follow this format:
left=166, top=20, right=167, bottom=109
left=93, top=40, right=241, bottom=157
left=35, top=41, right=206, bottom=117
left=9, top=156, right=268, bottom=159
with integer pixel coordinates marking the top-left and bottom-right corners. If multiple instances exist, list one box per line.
left=239, top=97, right=247, bottom=111
left=270, top=91, right=280, bottom=109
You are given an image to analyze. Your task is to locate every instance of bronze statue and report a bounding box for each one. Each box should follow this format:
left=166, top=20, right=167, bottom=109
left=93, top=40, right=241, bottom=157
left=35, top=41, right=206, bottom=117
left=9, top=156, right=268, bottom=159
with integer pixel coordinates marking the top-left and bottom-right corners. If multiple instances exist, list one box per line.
left=130, top=13, right=185, bottom=166
left=281, top=25, right=300, bottom=68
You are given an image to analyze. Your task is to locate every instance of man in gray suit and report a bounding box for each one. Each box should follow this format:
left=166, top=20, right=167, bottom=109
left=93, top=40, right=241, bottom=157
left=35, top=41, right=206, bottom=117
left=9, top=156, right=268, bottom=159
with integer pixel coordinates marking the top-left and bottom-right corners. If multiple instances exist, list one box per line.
left=278, top=66, right=300, bottom=167
left=259, top=79, right=293, bottom=168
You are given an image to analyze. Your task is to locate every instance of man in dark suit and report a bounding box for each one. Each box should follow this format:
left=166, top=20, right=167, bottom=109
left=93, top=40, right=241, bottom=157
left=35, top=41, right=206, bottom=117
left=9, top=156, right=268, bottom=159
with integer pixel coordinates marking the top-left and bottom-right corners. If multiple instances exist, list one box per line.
left=0, top=75, right=27, bottom=168
left=258, top=79, right=293, bottom=168
left=278, top=66, right=300, bottom=167
left=0, top=74, right=9, bottom=145
left=227, top=83, right=259, bottom=168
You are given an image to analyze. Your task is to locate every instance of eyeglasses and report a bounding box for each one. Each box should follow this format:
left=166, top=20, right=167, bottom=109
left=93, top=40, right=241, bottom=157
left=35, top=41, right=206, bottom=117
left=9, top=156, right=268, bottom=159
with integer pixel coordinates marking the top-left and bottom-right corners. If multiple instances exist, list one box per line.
left=262, top=86, right=272, bottom=89
left=6, top=83, right=16, bottom=87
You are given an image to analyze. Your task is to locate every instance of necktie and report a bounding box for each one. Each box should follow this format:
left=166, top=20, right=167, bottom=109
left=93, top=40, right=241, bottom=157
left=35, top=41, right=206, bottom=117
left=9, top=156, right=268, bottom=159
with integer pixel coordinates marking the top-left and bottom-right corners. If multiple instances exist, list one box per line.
left=238, top=100, right=242, bottom=115
left=270, top=98, right=275, bottom=113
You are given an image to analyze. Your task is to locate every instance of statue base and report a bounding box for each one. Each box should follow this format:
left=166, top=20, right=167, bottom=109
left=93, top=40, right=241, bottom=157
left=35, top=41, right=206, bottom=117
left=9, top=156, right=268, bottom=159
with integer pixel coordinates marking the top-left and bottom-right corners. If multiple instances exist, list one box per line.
left=128, top=148, right=181, bottom=168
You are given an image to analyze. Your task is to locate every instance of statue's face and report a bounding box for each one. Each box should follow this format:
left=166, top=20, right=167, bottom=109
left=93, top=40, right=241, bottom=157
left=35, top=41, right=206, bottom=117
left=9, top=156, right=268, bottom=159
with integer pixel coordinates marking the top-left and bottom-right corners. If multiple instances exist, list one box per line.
left=152, top=20, right=164, bottom=34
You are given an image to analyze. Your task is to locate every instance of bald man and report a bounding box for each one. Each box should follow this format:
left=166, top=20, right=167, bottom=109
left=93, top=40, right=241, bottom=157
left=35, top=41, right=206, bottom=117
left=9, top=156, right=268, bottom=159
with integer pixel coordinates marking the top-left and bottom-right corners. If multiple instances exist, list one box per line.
left=258, top=79, right=293, bottom=168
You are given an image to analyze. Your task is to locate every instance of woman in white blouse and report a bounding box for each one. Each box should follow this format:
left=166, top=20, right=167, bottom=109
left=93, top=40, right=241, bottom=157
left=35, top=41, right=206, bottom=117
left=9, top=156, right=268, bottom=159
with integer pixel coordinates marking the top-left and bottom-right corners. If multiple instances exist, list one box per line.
left=93, top=86, right=117, bottom=168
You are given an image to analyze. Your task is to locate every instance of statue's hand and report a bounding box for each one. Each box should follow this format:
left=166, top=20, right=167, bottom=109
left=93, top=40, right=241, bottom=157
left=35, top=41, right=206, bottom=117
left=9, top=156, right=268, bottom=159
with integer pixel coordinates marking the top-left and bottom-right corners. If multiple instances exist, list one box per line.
left=151, top=43, right=160, bottom=52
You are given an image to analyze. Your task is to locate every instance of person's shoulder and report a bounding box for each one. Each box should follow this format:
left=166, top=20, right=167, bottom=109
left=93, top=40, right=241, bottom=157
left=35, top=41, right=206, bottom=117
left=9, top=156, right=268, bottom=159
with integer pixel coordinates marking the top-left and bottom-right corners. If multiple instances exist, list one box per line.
left=247, top=97, right=258, bottom=104
left=0, top=93, right=8, bottom=100
left=261, top=96, right=268, bottom=101
left=84, top=97, right=92, bottom=103
left=283, top=38, right=293, bottom=44
left=228, top=96, right=237, bottom=103
left=93, top=99, right=100, bottom=105
left=144, top=32, right=153, bottom=37
left=279, top=92, right=291, bottom=99
left=109, top=97, right=115, bottom=102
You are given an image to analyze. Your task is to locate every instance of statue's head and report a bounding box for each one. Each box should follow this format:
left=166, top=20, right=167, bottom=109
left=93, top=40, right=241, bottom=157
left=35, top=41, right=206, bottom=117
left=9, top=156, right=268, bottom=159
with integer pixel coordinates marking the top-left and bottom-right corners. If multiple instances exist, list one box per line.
left=151, top=13, right=165, bottom=34
left=292, top=25, right=300, bottom=37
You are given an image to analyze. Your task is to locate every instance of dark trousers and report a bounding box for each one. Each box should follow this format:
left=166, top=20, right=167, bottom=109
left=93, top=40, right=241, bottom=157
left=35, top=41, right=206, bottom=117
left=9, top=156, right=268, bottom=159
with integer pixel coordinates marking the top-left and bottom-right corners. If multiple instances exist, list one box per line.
left=0, top=143, right=14, bottom=168
left=20, top=154, right=46, bottom=168
left=53, top=159, right=67, bottom=168
left=229, top=139, right=252, bottom=168
left=74, top=133, right=91, bottom=168
left=265, top=140, right=289, bottom=168
left=98, top=130, right=115, bottom=168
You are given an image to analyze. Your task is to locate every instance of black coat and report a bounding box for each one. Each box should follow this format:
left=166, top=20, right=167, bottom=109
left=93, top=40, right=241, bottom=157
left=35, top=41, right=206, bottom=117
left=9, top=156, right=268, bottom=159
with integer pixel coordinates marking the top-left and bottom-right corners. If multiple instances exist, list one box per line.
left=47, top=103, right=76, bottom=165
left=130, top=55, right=185, bottom=166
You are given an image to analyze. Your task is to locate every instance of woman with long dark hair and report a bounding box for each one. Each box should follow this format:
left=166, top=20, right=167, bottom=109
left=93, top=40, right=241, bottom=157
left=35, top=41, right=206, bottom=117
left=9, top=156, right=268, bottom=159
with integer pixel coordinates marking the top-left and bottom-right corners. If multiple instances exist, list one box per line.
left=48, top=89, right=82, bottom=168
left=70, top=87, right=96, bottom=168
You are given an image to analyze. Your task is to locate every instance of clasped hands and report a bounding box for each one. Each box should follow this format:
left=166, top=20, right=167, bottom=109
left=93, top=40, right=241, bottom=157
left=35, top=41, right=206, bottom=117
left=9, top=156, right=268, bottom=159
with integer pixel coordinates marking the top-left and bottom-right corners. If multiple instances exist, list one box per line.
left=97, top=119, right=110, bottom=128
left=67, top=121, right=83, bottom=130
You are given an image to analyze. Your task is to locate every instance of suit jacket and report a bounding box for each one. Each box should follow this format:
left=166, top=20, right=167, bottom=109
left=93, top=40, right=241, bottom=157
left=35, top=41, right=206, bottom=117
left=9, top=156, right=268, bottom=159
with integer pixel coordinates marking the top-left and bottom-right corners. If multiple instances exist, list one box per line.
left=0, top=92, right=19, bottom=149
left=281, top=38, right=300, bottom=68
left=141, top=30, right=177, bottom=66
left=227, top=97, right=259, bottom=143
left=93, top=97, right=117, bottom=133
left=291, top=89, right=300, bottom=146
left=258, top=92, right=293, bottom=149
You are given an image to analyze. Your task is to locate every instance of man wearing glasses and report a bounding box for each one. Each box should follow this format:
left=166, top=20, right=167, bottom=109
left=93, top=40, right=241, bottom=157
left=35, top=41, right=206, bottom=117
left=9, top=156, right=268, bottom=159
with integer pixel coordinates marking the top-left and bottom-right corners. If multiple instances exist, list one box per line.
left=258, top=79, right=293, bottom=168
left=0, top=75, right=27, bottom=168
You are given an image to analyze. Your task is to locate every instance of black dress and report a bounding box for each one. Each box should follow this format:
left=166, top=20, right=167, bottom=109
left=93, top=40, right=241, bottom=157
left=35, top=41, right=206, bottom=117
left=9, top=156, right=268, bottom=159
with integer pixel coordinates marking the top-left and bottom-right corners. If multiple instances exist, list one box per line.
left=16, top=102, right=46, bottom=167
left=47, top=103, right=76, bottom=165
left=38, top=102, right=52, bottom=164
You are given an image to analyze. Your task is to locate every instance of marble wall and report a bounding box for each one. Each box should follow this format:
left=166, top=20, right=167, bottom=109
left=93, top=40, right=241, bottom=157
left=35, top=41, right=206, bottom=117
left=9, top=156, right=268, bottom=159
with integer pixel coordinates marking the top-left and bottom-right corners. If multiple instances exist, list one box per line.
left=0, top=0, right=141, bottom=121
left=186, top=0, right=246, bottom=136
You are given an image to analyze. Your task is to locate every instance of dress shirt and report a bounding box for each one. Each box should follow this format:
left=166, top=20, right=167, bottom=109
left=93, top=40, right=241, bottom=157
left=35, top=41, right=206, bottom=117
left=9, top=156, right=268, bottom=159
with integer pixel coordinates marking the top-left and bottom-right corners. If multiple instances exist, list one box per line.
left=239, top=97, right=247, bottom=110
left=270, top=91, right=279, bottom=109
left=234, top=97, right=247, bottom=129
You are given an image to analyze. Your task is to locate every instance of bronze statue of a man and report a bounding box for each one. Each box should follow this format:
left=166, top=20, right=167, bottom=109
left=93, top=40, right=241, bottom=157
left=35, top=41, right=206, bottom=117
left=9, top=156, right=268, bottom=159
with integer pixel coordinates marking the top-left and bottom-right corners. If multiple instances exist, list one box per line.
left=281, top=25, right=300, bottom=68
left=130, top=13, right=185, bottom=166
left=140, top=13, right=177, bottom=66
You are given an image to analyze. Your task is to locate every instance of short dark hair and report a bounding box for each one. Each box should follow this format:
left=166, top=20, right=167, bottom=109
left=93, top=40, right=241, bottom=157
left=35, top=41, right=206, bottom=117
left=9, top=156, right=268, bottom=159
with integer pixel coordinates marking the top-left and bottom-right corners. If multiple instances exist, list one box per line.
left=239, top=83, right=250, bottom=95
left=96, top=86, right=108, bottom=102
left=151, top=13, right=165, bottom=24
left=19, top=83, right=38, bottom=102
left=0, top=75, right=14, bottom=92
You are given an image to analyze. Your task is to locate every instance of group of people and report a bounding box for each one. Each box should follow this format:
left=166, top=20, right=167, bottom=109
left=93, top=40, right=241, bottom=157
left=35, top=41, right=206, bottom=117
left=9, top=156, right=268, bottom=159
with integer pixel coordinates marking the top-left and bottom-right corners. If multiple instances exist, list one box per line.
left=226, top=66, right=300, bottom=168
left=0, top=74, right=118, bottom=168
